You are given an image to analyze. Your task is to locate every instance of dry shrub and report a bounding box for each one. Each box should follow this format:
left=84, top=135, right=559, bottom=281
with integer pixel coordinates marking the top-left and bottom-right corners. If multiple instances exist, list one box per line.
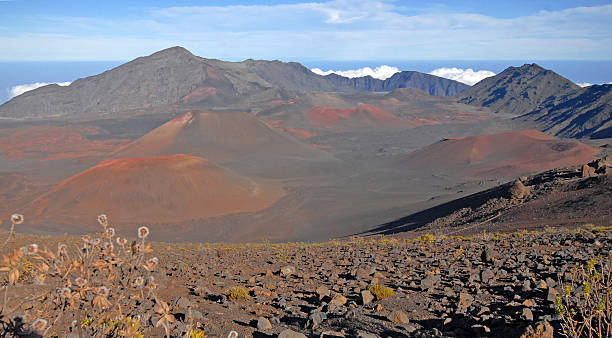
left=0, top=213, right=202, bottom=337
left=555, top=256, right=612, bottom=337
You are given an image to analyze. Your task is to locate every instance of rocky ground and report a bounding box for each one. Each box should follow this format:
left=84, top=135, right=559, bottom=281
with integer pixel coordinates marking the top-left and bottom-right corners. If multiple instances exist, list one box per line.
left=1, top=224, right=610, bottom=337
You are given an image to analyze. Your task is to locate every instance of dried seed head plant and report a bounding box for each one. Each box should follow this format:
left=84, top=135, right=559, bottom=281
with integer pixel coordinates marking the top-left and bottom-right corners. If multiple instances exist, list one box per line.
left=0, top=213, right=186, bottom=337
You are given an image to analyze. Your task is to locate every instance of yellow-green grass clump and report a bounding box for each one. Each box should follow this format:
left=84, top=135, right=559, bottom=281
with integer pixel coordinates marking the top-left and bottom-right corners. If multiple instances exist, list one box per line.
left=368, top=284, right=394, bottom=301
left=226, top=286, right=251, bottom=301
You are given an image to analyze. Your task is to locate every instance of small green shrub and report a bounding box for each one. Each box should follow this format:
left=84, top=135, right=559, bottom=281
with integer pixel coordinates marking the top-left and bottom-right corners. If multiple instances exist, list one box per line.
left=225, top=287, right=250, bottom=301
left=368, top=284, right=394, bottom=301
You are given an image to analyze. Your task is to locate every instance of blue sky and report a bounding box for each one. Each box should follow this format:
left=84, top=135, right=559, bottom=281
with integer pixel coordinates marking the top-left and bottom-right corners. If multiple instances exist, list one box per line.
left=1, top=0, right=612, bottom=61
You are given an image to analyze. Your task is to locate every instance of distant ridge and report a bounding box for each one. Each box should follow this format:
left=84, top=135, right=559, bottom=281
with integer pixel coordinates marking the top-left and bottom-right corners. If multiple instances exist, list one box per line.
left=455, top=63, right=579, bottom=115
left=323, top=71, right=469, bottom=96
left=518, top=84, right=612, bottom=139
left=0, top=46, right=468, bottom=119
left=455, top=63, right=612, bottom=139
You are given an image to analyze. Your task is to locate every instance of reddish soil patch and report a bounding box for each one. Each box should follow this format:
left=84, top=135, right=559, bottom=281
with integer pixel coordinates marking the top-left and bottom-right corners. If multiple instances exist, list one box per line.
left=265, top=119, right=316, bottom=139
left=21, top=154, right=283, bottom=227
left=0, top=126, right=129, bottom=160
left=401, top=129, right=598, bottom=179
left=181, top=87, right=217, bottom=103
left=307, top=104, right=401, bottom=128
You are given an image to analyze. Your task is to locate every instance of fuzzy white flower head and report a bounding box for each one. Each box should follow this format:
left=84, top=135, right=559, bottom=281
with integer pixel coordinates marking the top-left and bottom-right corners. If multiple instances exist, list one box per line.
left=75, top=277, right=88, bottom=287
left=148, top=257, right=159, bottom=266
left=97, top=286, right=110, bottom=297
left=58, top=243, right=68, bottom=255
left=137, top=226, right=150, bottom=239
left=11, top=214, right=24, bottom=225
left=57, top=287, right=71, bottom=298
left=81, top=235, right=91, bottom=242
left=31, top=318, right=47, bottom=332
left=26, top=243, right=38, bottom=254
left=97, top=214, right=108, bottom=228
left=133, top=276, right=144, bottom=287
left=106, top=227, right=115, bottom=237
left=103, top=241, right=114, bottom=253
left=19, top=246, right=28, bottom=255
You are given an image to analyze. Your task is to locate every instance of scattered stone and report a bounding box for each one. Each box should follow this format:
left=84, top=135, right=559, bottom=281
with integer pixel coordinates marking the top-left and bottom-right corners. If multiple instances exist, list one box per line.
left=509, top=179, right=528, bottom=199
left=278, top=329, right=307, bottom=338
left=521, top=308, right=534, bottom=321
left=357, top=331, right=379, bottom=338
left=482, top=247, right=499, bottom=263
left=421, top=274, right=441, bottom=291
left=519, top=321, right=554, bottom=338
left=582, top=164, right=596, bottom=178
left=546, top=288, right=559, bottom=302
left=387, top=310, right=410, bottom=324
left=457, top=292, right=474, bottom=313
left=361, top=290, right=374, bottom=305
left=523, top=299, right=536, bottom=307
left=328, top=293, right=347, bottom=310
left=522, top=279, right=532, bottom=292
left=280, top=265, right=295, bottom=277
left=316, top=285, right=330, bottom=299
left=481, top=269, right=495, bottom=284
left=256, top=317, right=272, bottom=330
left=308, top=310, right=327, bottom=328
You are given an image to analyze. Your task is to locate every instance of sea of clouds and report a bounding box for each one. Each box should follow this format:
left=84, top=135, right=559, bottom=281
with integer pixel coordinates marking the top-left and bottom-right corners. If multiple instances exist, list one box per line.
left=8, top=82, right=71, bottom=99
left=311, top=65, right=400, bottom=80
left=428, top=67, right=496, bottom=86
left=310, top=66, right=496, bottom=85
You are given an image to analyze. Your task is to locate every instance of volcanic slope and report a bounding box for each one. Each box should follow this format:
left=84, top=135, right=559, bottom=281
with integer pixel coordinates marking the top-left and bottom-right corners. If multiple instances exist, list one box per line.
left=399, top=129, right=598, bottom=179
left=519, top=84, right=612, bottom=139
left=20, top=154, right=283, bottom=234
left=112, top=110, right=337, bottom=177
left=258, top=89, right=492, bottom=137
left=0, top=47, right=468, bottom=119
left=455, top=63, right=579, bottom=115
left=366, top=157, right=612, bottom=236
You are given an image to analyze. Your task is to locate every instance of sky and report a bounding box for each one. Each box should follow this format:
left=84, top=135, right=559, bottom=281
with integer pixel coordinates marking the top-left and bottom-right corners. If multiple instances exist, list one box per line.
left=1, top=0, right=612, bottom=62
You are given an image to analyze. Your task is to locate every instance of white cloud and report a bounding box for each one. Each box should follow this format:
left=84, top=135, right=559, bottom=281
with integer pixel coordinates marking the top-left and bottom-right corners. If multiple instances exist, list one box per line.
left=577, top=81, right=612, bottom=87
left=9, top=82, right=71, bottom=98
left=429, top=67, right=495, bottom=86
left=311, top=65, right=400, bottom=80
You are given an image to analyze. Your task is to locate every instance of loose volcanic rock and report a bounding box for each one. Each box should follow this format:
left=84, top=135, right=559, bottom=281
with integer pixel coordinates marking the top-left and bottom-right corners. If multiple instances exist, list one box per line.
left=361, top=290, right=375, bottom=305
left=509, top=179, right=529, bottom=199
left=519, top=321, right=554, bottom=338
left=256, top=317, right=272, bottom=330
left=582, top=164, right=596, bottom=178
left=280, top=265, right=296, bottom=277
left=278, top=329, right=308, bottom=338
left=388, top=310, right=410, bottom=324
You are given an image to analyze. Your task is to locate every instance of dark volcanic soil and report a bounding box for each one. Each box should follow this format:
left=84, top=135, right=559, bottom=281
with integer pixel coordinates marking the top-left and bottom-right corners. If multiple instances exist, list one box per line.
left=366, top=158, right=612, bottom=237
left=1, top=226, right=610, bottom=337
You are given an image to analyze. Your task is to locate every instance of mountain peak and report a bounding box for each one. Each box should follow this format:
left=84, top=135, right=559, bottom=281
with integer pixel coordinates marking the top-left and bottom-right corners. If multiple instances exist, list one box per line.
left=151, top=46, right=194, bottom=57
left=144, top=46, right=198, bottom=61
left=455, top=63, right=579, bottom=114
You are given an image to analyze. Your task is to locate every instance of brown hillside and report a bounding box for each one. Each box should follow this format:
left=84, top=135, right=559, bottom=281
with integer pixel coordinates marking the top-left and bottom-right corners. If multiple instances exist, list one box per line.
left=21, top=154, right=283, bottom=228
left=400, top=130, right=598, bottom=179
